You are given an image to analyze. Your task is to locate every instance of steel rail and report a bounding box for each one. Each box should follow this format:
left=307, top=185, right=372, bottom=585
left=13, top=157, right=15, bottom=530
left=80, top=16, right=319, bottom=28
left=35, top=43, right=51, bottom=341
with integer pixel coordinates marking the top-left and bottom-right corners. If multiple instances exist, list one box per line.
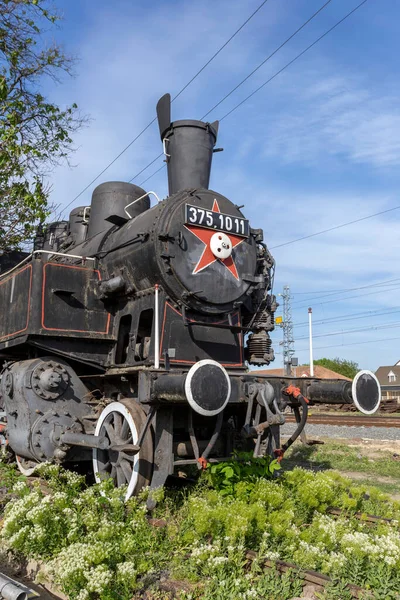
left=245, top=507, right=398, bottom=596
left=285, top=413, right=400, bottom=428
left=245, top=551, right=364, bottom=598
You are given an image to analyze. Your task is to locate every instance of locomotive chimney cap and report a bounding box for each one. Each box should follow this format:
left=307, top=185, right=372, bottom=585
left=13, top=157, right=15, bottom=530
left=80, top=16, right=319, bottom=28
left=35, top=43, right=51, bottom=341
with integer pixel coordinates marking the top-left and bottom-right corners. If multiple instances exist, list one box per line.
left=161, top=119, right=218, bottom=141
left=156, top=93, right=219, bottom=195
left=156, top=93, right=219, bottom=140
left=156, top=93, right=171, bottom=138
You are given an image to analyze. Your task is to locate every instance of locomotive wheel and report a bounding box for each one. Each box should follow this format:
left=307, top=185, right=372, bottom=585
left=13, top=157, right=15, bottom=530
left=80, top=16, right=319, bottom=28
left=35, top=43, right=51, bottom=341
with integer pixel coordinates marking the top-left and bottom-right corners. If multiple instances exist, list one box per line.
left=16, top=455, right=39, bottom=476
left=92, top=399, right=153, bottom=500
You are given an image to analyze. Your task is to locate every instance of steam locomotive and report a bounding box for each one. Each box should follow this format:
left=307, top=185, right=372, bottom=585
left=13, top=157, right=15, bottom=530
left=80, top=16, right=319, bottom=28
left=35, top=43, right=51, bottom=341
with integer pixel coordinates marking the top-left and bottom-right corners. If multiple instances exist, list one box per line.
left=0, top=94, right=381, bottom=499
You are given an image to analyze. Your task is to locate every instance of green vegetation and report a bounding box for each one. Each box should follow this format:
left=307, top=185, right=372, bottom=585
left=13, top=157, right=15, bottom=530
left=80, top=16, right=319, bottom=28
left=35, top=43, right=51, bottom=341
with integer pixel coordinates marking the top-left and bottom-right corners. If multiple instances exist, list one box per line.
left=305, top=358, right=359, bottom=379
left=1, top=455, right=400, bottom=600
left=284, top=441, right=400, bottom=483
left=348, top=478, right=400, bottom=497
left=204, top=452, right=281, bottom=495
left=0, top=0, right=84, bottom=250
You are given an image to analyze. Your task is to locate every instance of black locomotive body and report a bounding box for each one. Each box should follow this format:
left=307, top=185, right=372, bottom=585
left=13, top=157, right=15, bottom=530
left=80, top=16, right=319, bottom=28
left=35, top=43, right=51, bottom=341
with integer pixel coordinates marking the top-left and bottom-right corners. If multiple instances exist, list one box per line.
left=0, top=95, right=381, bottom=498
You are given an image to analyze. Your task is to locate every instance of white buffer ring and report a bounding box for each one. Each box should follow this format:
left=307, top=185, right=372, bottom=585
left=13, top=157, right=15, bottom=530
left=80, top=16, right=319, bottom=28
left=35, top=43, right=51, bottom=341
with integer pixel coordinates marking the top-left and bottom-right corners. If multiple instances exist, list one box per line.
left=351, top=370, right=381, bottom=415
left=185, top=359, right=231, bottom=417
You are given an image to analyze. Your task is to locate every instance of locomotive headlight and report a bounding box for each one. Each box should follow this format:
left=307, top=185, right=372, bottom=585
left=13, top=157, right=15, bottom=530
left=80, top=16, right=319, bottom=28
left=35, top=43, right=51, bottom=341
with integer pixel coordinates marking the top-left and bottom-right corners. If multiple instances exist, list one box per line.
left=210, top=232, right=232, bottom=260
left=184, top=359, right=231, bottom=416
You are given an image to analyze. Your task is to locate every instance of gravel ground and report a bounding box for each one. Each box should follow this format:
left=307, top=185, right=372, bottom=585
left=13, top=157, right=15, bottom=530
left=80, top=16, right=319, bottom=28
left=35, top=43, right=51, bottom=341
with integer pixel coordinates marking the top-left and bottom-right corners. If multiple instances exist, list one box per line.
left=281, top=422, right=400, bottom=442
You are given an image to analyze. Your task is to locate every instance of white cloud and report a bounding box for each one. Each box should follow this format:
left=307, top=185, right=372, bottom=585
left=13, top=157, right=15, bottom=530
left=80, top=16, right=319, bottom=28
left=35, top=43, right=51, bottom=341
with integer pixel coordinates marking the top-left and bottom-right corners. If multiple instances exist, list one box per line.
left=262, top=71, right=400, bottom=168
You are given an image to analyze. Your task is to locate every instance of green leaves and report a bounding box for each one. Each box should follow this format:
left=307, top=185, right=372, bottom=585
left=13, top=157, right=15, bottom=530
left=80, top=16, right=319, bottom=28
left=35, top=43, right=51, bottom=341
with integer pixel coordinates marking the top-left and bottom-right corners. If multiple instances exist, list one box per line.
left=313, top=357, right=359, bottom=379
left=205, top=452, right=281, bottom=497
left=0, top=0, right=84, bottom=251
left=0, top=76, right=7, bottom=100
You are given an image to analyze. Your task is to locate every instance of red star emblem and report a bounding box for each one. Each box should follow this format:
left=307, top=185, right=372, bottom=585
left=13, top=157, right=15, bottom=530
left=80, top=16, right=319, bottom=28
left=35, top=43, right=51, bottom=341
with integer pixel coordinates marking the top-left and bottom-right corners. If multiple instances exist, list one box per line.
left=184, top=200, right=245, bottom=281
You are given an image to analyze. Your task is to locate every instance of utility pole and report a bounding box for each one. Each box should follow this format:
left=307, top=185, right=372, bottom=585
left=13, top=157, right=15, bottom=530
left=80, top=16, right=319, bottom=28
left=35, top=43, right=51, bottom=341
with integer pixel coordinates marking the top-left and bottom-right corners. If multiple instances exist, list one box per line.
left=308, top=307, right=314, bottom=376
left=281, top=285, right=296, bottom=376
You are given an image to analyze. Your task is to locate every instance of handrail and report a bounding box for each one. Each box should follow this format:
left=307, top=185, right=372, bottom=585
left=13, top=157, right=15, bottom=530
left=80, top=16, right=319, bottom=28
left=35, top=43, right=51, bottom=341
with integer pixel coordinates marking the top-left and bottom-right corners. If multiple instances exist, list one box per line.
left=0, top=250, right=96, bottom=281
left=124, top=191, right=161, bottom=218
left=82, top=206, right=91, bottom=224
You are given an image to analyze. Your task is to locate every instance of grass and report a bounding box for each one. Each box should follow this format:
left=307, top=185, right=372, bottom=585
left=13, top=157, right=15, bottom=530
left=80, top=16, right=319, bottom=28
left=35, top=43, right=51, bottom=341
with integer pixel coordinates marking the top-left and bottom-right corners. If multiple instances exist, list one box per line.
left=1, top=445, right=400, bottom=599
left=284, top=440, right=400, bottom=496
left=0, top=457, right=23, bottom=499
left=348, top=478, right=400, bottom=496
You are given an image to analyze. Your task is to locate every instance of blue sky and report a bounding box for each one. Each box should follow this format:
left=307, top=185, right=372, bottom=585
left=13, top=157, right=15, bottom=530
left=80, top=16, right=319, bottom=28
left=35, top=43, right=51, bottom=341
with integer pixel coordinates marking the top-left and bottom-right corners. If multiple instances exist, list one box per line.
left=44, top=0, right=400, bottom=371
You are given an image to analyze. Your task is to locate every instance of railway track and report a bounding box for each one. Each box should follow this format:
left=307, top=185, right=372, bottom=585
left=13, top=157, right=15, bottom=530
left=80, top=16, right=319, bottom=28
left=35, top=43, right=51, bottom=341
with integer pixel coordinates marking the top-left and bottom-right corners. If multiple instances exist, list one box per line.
left=247, top=507, right=399, bottom=598
left=1, top=473, right=398, bottom=600
left=155, top=507, right=398, bottom=599
left=285, top=413, right=400, bottom=428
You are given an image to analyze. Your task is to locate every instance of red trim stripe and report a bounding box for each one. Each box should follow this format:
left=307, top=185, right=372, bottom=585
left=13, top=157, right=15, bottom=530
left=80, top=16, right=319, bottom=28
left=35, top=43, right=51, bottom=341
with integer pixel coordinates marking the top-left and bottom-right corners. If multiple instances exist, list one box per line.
left=159, top=301, right=243, bottom=366
left=41, top=263, right=111, bottom=334
left=0, top=265, right=32, bottom=341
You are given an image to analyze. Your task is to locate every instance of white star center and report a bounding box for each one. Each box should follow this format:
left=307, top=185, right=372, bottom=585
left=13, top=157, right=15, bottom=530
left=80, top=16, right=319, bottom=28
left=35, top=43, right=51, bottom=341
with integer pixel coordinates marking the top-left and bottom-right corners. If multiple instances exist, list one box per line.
left=210, top=232, right=233, bottom=259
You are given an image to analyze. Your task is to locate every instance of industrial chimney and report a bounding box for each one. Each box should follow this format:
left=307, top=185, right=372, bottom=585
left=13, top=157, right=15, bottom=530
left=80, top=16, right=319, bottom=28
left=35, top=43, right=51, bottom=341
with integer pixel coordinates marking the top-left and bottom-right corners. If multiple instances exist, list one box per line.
left=156, top=94, right=219, bottom=196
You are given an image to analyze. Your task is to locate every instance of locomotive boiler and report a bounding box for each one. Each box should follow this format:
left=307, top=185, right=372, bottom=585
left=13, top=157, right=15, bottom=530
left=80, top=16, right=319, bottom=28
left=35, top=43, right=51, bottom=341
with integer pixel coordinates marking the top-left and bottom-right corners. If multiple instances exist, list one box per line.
left=0, top=94, right=381, bottom=499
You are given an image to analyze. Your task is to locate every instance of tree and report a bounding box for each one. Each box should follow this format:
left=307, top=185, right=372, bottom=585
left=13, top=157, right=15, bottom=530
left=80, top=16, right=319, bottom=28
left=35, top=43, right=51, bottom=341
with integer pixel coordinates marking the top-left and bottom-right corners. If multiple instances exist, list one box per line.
left=312, top=357, right=359, bottom=379
left=0, top=0, right=84, bottom=251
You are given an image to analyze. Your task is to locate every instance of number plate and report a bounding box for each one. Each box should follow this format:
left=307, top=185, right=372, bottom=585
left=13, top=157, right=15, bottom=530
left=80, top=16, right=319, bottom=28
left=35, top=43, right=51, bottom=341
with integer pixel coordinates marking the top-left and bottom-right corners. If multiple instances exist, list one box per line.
left=185, top=204, right=249, bottom=238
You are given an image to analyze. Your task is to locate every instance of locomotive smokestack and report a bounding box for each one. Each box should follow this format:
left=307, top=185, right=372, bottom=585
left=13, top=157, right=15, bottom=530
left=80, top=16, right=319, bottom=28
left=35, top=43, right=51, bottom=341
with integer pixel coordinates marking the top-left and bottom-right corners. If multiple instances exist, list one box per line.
left=156, top=93, right=219, bottom=196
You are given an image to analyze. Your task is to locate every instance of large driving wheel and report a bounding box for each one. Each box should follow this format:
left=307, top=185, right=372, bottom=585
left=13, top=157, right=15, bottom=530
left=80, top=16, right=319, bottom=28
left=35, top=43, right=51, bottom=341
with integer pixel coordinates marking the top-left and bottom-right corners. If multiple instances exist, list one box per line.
left=92, top=399, right=153, bottom=500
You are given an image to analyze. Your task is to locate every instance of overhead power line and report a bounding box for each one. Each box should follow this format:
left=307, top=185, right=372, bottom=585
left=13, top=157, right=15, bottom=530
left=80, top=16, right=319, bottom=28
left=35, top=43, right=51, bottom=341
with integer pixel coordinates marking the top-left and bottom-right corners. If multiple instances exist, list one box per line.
left=60, top=0, right=370, bottom=226
left=170, top=0, right=272, bottom=103
left=218, top=0, right=368, bottom=122
left=58, top=0, right=271, bottom=218
left=271, top=201, right=400, bottom=250
left=295, top=320, right=400, bottom=342
left=126, top=0, right=334, bottom=187
left=201, top=0, right=333, bottom=120
left=292, top=278, right=400, bottom=307
left=139, top=164, right=166, bottom=187
left=294, top=307, right=400, bottom=329
left=293, top=284, right=400, bottom=311
left=134, top=0, right=368, bottom=189
left=292, top=289, right=353, bottom=295
left=294, top=334, right=400, bottom=354
left=58, top=119, right=157, bottom=219
left=130, top=154, right=163, bottom=184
